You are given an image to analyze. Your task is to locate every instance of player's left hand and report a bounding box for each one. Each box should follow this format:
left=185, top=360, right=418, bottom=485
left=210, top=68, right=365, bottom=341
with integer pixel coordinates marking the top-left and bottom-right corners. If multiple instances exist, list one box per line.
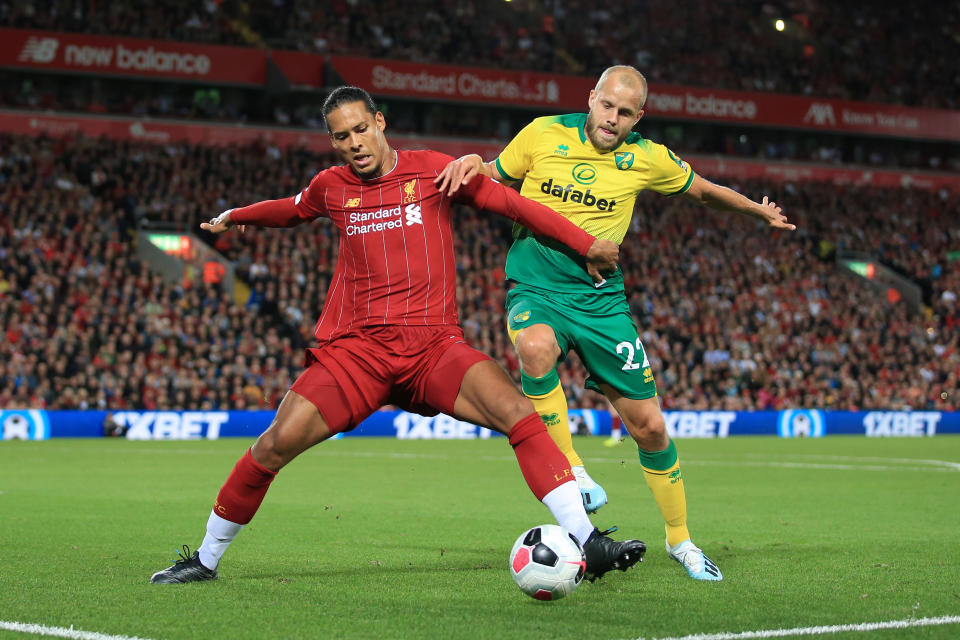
left=200, top=209, right=245, bottom=234
left=435, top=154, right=483, bottom=197
left=585, top=238, right=619, bottom=284
left=758, top=196, right=795, bottom=230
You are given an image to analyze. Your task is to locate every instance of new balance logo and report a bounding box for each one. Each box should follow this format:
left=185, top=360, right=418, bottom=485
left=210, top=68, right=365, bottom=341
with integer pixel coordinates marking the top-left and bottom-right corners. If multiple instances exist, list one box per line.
left=803, top=103, right=836, bottom=125
left=18, top=37, right=59, bottom=63
left=404, top=203, right=422, bottom=226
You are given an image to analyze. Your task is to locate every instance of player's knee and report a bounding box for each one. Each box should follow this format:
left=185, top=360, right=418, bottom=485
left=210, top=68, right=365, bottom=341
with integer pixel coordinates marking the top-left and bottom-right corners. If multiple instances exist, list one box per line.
left=645, top=412, right=666, bottom=439
left=515, top=335, right=558, bottom=375
left=251, top=428, right=286, bottom=470
left=252, top=417, right=317, bottom=470
left=624, top=408, right=667, bottom=447
left=500, top=393, right=537, bottom=428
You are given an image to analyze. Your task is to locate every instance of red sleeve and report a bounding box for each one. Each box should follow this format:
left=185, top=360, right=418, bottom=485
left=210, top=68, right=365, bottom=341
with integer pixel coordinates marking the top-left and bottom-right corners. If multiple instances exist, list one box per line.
left=457, top=175, right=595, bottom=256
left=228, top=172, right=328, bottom=228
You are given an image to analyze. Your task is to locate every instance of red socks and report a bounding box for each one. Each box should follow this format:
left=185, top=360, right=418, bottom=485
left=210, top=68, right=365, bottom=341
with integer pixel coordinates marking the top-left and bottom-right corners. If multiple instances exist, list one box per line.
left=211, top=417, right=569, bottom=524
left=508, top=412, right=575, bottom=500
left=213, top=449, right=278, bottom=524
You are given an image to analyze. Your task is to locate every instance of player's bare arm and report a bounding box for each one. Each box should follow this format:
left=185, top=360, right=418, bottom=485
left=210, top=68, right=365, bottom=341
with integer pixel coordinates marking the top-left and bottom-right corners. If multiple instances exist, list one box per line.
left=682, top=174, right=795, bottom=230
left=435, top=154, right=509, bottom=196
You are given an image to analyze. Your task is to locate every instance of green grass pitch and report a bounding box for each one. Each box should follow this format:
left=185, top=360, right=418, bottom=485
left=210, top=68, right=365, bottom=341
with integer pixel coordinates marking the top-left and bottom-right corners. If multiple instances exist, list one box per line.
left=1, top=436, right=958, bottom=640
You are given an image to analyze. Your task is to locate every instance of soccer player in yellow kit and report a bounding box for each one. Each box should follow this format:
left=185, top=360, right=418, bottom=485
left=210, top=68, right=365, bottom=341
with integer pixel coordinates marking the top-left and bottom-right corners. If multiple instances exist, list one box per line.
left=436, top=65, right=795, bottom=580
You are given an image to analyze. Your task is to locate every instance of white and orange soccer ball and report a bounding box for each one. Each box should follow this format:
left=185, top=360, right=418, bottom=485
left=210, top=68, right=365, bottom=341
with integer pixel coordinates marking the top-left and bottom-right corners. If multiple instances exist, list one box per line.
left=509, top=524, right=586, bottom=601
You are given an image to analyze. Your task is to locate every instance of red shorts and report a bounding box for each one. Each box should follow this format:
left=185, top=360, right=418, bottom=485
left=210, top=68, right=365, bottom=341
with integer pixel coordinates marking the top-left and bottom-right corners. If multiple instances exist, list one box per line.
left=289, top=325, right=491, bottom=435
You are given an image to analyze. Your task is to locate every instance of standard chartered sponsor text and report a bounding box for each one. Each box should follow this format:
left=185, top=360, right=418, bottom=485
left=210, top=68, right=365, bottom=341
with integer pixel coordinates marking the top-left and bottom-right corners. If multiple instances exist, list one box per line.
left=347, top=205, right=403, bottom=236
left=371, top=65, right=524, bottom=100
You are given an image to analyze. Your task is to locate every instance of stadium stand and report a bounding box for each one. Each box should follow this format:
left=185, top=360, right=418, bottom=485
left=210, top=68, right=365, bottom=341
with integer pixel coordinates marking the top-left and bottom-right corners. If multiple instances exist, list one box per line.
left=1, top=134, right=956, bottom=411
left=2, top=73, right=953, bottom=173
left=3, top=0, right=957, bottom=108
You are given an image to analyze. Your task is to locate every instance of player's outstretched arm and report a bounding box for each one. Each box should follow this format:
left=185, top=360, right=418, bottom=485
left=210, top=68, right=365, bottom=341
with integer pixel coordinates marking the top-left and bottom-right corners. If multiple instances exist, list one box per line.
left=683, top=174, right=796, bottom=231
left=460, top=175, right=619, bottom=282
left=435, top=154, right=507, bottom=197
left=202, top=194, right=321, bottom=232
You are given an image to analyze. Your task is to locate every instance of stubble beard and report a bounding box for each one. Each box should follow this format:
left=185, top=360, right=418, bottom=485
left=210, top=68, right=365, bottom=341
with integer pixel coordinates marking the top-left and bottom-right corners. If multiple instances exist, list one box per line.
left=585, top=113, right=626, bottom=151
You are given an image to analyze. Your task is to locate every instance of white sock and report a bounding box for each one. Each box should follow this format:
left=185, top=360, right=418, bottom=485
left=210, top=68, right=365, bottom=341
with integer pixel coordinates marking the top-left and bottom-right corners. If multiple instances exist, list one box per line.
left=541, top=482, right=594, bottom=546
left=198, top=510, right=245, bottom=570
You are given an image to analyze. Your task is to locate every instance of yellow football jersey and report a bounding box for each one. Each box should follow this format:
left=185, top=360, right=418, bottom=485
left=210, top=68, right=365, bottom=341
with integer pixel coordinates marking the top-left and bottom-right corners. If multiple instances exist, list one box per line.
left=497, top=113, right=694, bottom=292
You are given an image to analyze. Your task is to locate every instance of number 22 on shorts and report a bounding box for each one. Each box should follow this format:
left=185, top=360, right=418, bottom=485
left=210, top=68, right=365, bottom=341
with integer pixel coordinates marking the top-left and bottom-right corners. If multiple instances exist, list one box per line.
left=616, top=338, right=649, bottom=371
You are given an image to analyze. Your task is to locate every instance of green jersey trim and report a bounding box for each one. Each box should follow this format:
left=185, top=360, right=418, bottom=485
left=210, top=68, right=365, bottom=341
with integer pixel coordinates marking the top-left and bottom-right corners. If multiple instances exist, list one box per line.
left=669, top=170, right=695, bottom=196
left=495, top=157, right=520, bottom=182
left=557, top=113, right=588, bottom=144
left=613, top=130, right=645, bottom=152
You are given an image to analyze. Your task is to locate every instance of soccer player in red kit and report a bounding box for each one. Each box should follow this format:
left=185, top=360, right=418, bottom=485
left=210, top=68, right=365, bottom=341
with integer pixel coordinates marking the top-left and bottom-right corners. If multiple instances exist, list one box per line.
left=150, top=86, right=646, bottom=584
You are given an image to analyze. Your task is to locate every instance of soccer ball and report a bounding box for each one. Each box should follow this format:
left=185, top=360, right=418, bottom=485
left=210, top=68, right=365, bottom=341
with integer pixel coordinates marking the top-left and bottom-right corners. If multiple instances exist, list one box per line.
left=509, top=524, right=586, bottom=601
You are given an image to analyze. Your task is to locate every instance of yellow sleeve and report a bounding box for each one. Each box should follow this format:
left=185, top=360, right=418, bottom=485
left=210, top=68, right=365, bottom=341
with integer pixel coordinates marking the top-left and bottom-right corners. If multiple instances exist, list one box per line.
left=643, top=141, right=695, bottom=196
left=494, top=118, right=547, bottom=183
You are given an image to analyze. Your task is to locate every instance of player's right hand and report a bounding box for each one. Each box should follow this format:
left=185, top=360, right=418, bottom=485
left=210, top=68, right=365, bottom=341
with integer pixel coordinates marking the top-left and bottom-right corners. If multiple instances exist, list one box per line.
left=585, top=238, right=619, bottom=284
left=200, top=209, right=244, bottom=234
left=435, top=154, right=484, bottom=197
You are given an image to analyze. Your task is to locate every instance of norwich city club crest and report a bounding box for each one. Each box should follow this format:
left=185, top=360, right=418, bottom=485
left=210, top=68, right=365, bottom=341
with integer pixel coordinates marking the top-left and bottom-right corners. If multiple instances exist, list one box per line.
left=614, top=152, right=634, bottom=170
left=512, top=310, right=531, bottom=324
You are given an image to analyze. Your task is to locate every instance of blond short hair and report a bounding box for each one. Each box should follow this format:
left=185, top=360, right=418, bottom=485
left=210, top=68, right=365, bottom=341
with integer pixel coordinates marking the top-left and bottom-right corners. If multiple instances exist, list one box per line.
left=595, top=65, right=648, bottom=109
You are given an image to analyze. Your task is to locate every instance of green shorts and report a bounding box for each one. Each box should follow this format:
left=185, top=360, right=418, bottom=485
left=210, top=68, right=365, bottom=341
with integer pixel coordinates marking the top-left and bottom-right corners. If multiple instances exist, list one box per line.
left=505, top=286, right=657, bottom=400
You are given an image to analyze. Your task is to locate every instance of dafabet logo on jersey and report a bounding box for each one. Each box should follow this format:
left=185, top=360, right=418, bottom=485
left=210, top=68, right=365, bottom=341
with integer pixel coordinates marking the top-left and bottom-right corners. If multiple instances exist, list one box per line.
left=344, top=197, right=361, bottom=208
left=540, top=179, right=616, bottom=211
left=571, top=163, right=597, bottom=185
left=402, top=179, right=418, bottom=204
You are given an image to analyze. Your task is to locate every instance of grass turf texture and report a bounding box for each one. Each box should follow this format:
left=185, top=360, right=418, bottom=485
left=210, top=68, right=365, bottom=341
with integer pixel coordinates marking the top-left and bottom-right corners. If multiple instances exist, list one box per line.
left=0, top=436, right=958, bottom=640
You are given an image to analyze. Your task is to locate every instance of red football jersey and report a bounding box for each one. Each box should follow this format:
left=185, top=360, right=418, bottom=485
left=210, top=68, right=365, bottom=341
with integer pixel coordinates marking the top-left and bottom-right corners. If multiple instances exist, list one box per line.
left=228, top=148, right=595, bottom=345
left=299, top=150, right=459, bottom=342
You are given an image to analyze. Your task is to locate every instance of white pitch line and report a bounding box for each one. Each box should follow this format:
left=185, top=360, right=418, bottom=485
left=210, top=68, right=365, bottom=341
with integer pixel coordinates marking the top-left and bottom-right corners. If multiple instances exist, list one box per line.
left=635, top=614, right=960, bottom=640
left=784, top=454, right=960, bottom=472
left=686, top=460, right=958, bottom=473
left=0, top=621, right=153, bottom=640
left=581, top=457, right=959, bottom=473
left=31, top=445, right=960, bottom=473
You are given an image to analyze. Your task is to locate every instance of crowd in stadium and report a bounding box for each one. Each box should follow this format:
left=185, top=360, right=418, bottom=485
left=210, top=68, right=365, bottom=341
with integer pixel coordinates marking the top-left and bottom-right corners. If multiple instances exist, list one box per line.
left=3, top=0, right=957, bottom=109
left=1, top=134, right=956, bottom=412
